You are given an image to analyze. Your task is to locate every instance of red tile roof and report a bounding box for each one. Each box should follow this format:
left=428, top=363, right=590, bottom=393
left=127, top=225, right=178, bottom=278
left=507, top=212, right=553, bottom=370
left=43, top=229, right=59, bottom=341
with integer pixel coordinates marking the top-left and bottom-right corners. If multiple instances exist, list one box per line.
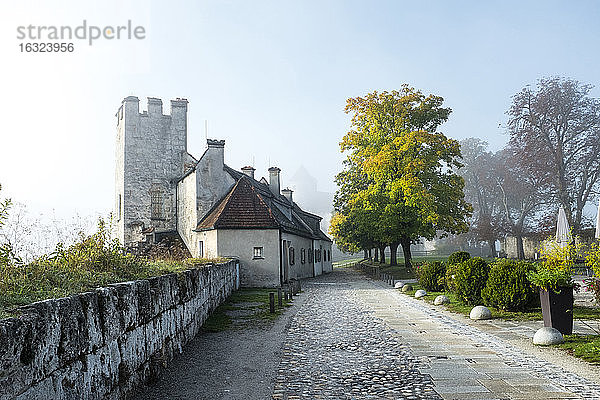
left=196, top=177, right=279, bottom=230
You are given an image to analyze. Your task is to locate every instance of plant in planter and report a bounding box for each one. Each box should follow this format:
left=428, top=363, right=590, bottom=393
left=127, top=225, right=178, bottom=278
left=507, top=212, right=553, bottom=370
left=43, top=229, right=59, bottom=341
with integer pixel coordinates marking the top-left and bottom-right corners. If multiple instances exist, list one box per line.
left=527, top=239, right=581, bottom=335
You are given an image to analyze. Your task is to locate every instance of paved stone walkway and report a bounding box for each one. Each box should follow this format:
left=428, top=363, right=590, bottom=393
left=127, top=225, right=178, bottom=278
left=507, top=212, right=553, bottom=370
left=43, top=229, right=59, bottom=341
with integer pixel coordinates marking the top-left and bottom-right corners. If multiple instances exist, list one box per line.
left=272, top=268, right=600, bottom=400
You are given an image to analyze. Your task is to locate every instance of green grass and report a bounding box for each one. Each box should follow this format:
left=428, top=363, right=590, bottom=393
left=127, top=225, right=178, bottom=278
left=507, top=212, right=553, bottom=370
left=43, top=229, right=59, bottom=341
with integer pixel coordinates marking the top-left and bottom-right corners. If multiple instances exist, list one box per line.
left=202, top=288, right=293, bottom=332
left=397, top=283, right=600, bottom=321
left=0, top=257, right=228, bottom=318
left=556, top=335, right=600, bottom=364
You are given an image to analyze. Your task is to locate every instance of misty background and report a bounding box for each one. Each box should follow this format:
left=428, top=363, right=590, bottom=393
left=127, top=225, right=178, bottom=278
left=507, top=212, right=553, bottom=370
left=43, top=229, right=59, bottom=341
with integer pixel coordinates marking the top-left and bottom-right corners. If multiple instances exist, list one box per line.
left=1, top=0, right=599, bottom=258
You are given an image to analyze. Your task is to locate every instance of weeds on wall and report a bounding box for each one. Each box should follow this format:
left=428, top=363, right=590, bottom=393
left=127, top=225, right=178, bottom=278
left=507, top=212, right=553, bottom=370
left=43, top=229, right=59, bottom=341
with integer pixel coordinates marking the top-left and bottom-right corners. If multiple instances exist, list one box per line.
left=0, top=217, right=225, bottom=318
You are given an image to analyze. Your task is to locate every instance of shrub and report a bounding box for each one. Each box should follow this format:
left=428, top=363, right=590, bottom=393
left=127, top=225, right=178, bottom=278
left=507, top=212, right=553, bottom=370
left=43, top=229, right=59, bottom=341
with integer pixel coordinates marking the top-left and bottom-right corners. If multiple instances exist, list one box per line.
left=481, top=259, right=537, bottom=311
left=417, top=261, right=446, bottom=291
left=453, top=257, right=489, bottom=305
left=448, top=251, right=471, bottom=266
left=0, top=218, right=225, bottom=316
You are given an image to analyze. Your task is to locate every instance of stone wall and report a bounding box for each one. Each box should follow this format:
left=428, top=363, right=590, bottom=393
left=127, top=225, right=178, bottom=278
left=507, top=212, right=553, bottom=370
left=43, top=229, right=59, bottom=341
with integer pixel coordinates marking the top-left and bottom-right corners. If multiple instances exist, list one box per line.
left=502, top=236, right=542, bottom=259
left=0, top=260, right=239, bottom=400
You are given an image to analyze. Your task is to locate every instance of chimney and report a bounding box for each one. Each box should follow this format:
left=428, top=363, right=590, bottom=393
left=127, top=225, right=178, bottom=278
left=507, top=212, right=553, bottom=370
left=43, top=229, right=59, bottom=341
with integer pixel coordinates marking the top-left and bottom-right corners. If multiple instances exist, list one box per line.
left=241, top=166, right=255, bottom=179
left=282, top=188, right=293, bottom=203
left=207, top=139, right=225, bottom=170
left=147, top=97, right=163, bottom=116
left=268, top=167, right=281, bottom=195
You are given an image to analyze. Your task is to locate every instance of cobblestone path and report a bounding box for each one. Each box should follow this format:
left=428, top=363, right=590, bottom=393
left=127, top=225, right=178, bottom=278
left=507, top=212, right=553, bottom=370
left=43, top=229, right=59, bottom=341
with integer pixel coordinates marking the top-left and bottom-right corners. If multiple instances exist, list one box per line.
left=272, top=272, right=440, bottom=399
left=273, top=268, right=600, bottom=400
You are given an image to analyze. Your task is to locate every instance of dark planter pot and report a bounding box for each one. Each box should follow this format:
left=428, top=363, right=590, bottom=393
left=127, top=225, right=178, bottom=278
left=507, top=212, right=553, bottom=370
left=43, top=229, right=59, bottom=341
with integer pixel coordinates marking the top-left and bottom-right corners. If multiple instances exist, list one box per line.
left=539, top=286, right=573, bottom=335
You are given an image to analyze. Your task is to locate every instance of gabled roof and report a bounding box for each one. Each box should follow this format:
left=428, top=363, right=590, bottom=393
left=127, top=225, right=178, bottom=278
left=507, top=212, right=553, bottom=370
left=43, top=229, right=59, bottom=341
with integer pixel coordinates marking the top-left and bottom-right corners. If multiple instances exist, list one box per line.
left=191, top=164, right=332, bottom=242
left=196, top=177, right=279, bottom=230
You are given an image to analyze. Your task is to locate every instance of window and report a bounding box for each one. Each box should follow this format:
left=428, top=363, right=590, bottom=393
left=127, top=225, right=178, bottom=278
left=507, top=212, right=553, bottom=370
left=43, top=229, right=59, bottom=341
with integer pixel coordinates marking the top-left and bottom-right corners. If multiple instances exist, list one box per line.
left=300, top=248, right=306, bottom=264
left=327, top=250, right=331, bottom=262
left=289, top=247, right=295, bottom=265
left=308, top=248, right=313, bottom=263
left=117, top=194, right=122, bottom=221
left=150, top=188, right=163, bottom=220
left=198, top=241, right=204, bottom=258
left=253, top=246, right=264, bottom=259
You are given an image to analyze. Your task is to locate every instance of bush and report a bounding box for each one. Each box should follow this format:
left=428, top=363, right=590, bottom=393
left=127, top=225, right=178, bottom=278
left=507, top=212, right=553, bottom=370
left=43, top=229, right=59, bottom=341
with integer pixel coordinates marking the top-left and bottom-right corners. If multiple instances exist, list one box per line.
left=0, top=218, right=225, bottom=316
left=481, top=259, right=537, bottom=311
left=417, top=261, right=446, bottom=291
left=453, top=257, right=489, bottom=305
left=448, top=251, right=471, bottom=266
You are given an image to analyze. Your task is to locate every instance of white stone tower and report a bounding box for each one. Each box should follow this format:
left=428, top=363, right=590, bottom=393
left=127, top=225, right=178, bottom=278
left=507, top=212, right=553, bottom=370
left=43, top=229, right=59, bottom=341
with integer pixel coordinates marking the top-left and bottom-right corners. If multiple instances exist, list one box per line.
left=114, top=96, right=189, bottom=245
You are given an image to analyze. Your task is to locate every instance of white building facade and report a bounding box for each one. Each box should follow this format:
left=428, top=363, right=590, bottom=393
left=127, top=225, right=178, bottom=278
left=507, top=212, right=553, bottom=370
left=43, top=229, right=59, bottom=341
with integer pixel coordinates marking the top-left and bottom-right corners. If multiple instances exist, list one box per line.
left=115, top=96, right=333, bottom=287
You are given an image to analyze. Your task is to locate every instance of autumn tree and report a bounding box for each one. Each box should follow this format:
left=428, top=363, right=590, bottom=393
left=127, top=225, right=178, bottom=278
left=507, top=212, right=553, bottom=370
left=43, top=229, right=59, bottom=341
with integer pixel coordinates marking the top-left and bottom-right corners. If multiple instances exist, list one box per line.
left=508, top=77, right=600, bottom=233
left=332, top=87, right=472, bottom=269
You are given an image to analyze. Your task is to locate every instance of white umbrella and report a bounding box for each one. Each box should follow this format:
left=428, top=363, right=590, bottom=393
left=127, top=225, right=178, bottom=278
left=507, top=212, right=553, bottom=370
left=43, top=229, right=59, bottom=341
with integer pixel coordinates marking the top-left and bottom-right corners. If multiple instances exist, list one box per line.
left=556, top=206, right=571, bottom=248
left=595, top=202, right=600, bottom=240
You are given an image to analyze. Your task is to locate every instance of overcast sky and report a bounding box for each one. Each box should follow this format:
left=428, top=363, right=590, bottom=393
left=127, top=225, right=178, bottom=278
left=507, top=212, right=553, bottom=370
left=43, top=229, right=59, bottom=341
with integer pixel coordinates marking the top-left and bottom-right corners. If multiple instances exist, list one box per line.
left=1, top=0, right=599, bottom=220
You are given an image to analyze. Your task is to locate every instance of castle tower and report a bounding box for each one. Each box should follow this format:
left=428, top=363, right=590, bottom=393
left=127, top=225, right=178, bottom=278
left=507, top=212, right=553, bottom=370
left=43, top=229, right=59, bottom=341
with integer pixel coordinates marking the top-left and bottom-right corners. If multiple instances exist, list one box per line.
left=114, top=96, right=189, bottom=245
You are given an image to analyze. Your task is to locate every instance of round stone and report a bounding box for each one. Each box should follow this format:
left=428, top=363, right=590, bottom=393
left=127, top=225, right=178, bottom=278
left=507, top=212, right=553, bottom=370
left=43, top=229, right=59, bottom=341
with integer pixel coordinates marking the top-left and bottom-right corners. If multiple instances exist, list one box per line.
left=469, top=305, right=492, bottom=320
left=401, top=284, right=413, bottom=292
left=533, top=327, right=564, bottom=345
left=434, top=295, right=449, bottom=305
left=414, top=289, right=427, bottom=298
left=394, top=281, right=404, bottom=289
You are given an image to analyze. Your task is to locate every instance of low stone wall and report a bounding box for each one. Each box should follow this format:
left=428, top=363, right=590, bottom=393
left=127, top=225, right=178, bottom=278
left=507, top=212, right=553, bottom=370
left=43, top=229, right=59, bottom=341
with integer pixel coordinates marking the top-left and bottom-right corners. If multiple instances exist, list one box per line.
left=0, top=259, right=239, bottom=400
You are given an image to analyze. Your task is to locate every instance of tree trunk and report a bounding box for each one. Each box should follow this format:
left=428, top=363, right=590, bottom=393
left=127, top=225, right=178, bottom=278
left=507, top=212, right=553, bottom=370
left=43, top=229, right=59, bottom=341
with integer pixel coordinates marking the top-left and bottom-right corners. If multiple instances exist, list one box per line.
left=487, top=240, right=496, bottom=257
left=389, top=242, right=399, bottom=266
left=379, top=245, right=386, bottom=264
left=374, top=247, right=379, bottom=263
left=516, top=235, right=525, bottom=260
left=400, top=237, right=412, bottom=270
left=363, top=249, right=368, bottom=259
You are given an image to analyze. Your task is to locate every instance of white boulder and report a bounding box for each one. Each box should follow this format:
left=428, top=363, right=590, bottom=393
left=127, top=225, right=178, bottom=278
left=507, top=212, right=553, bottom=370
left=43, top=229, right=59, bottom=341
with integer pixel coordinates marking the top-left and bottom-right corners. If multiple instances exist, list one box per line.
left=401, top=284, right=413, bottom=292
left=434, top=295, right=449, bottom=305
left=414, top=289, right=427, bottom=298
left=533, top=327, right=564, bottom=345
left=394, top=281, right=404, bottom=289
left=469, top=305, right=492, bottom=320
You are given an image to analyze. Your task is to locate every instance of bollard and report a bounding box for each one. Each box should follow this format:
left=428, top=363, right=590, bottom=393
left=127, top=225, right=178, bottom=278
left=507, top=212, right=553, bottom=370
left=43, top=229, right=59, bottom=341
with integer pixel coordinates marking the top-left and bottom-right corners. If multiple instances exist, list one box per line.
left=269, top=292, right=275, bottom=313
left=391, top=277, right=395, bottom=286
left=277, top=288, right=282, bottom=307
left=284, top=289, right=289, bottom=301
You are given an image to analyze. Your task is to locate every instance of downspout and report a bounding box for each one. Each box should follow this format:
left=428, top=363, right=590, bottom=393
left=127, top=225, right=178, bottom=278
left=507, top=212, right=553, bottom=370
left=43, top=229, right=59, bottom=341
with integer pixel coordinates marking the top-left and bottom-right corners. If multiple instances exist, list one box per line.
left=279, top=230, right=283, bottom=286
